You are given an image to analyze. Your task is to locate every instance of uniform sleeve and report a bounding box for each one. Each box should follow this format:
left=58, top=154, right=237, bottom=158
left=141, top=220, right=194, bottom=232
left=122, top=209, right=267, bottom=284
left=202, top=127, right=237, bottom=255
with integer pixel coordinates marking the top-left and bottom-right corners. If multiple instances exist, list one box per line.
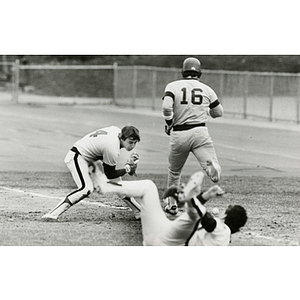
left=162, top=83, right=175, bottom=101
left=162, top=96, right=174, bottom=120
left=209, top=99, right=220, bottom=109
left=205, top=86, right=218, bottom=106
left=191, top=197, right=217, bottom=232
left=102, top=147, right=119, bottom=166
left=201, top=212, right=217, bottom=232
left=162, top=83, right=175, bottom=120
left=103, top=163, right=126, bottom=179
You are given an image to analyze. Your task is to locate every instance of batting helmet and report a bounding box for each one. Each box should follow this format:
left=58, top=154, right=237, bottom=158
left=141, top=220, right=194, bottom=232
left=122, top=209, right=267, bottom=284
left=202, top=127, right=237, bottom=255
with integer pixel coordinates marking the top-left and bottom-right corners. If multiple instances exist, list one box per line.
left=182, top=57, right=202, bottom=78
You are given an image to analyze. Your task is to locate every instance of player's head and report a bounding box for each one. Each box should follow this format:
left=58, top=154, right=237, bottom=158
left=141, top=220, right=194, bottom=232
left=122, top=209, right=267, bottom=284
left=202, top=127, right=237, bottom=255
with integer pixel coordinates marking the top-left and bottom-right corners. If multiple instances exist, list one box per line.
left=120, top=125, right=140, bottom=151
left=224, top=205, right=247, bottom=234
left=120, top=125, right=140, bottom=141
left=182, top=57, right=202, bottom=78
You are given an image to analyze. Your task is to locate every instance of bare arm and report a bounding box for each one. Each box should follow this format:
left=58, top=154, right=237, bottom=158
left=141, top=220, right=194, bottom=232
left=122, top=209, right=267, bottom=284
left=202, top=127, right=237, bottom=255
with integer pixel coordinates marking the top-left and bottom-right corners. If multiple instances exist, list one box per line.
left=209, top=103, right=223, bottom=118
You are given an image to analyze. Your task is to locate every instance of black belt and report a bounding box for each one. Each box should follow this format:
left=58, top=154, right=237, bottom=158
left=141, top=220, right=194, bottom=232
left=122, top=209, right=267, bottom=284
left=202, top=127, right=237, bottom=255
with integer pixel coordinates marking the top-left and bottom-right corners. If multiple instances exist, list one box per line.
left=70, top=146, right=81, bottom=155
left=173, top=123, right=206, bottom=131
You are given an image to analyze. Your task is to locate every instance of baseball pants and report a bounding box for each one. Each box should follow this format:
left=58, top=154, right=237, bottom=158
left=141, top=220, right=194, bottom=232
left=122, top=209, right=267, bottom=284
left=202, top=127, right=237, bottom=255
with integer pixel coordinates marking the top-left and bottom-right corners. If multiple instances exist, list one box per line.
left=64, top=149, right=94, bottom=205
left=101, top=179, right=199, bottom=246
left=168, top=127, right=221, bottom=187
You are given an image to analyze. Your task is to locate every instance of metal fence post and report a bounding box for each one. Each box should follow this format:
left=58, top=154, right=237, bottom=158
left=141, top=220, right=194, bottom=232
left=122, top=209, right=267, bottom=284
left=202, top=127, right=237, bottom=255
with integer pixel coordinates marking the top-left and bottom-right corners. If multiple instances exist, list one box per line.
left=269, top=75, right=274, bottom=122
left=12, top=59, right=20, bottom=103
left=132, top=66, right=137, bottom=108
left=243, top=72, right=249, bottom=119
left=297, top=74, right=300, bottom=124
left=113, top=62, right=118, bottom=105
left=219, top=73, right=224, bottom=103
left=152, top=68, right=157, bottom=110
left=173, top=68, right=178, bottom=80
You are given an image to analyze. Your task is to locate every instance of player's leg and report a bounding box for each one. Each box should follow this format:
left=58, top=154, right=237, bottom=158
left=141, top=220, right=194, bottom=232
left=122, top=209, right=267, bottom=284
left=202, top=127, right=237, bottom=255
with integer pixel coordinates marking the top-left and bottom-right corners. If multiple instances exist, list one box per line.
left=160, top=171, right=207, bottom=244
left=192, top=128, right=221, bottom=183
left=96, top=171, right=171, bottom=245
left=90, top=161, right=141, bottom=219
left=42, top=151, right=93, bottom=220
left=121, top=196, right=141, bottom=220
left=165, top=132, right=190, bottom=214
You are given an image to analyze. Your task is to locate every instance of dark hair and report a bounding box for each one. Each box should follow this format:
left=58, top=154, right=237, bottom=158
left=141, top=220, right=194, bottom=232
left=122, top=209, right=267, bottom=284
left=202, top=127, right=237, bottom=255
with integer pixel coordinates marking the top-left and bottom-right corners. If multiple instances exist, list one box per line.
left=120, top=125, right=140, bottom=141
left=224, top=205, right=247, bottom=234
left=182, top=70, right=202, bottom=78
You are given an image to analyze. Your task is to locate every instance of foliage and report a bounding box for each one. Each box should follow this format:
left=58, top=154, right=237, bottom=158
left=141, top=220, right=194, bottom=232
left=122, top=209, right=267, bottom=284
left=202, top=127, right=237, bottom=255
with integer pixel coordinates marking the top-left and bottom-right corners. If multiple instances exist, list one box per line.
left=4, top=54, right=300, bottom=73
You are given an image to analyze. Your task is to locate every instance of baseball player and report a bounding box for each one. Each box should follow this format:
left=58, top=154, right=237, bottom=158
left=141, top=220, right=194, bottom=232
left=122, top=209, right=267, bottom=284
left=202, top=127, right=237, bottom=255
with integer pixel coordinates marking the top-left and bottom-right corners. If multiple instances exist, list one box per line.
left=42, top=125, right=141, bottom=220
left=93, top=169, right=247, bottom=246
left=162, top=57, right=224, bottom=215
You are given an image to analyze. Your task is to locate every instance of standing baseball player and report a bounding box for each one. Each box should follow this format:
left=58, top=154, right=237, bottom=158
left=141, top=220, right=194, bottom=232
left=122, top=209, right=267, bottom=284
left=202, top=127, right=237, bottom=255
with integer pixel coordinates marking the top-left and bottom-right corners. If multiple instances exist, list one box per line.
left=42, top=125, right=141, bottom=220
left=93, top=168, right=247, bottom=246
left=162, top=57, right=224, bottom=215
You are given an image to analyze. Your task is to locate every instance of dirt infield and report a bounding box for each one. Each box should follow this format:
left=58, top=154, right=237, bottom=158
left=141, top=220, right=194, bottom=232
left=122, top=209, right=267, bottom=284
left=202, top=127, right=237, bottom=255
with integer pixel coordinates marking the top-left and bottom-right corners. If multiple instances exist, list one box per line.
left=0, top=101, right=299, bottom=246
left=0, top=172, right=299, bottom=246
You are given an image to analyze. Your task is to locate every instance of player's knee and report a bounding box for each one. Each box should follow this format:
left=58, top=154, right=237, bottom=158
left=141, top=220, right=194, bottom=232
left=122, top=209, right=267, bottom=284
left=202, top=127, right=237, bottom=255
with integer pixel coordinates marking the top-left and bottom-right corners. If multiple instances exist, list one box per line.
left=82, top=182, right=94, bottom=196
left=141, top=180, right=157, bottom=195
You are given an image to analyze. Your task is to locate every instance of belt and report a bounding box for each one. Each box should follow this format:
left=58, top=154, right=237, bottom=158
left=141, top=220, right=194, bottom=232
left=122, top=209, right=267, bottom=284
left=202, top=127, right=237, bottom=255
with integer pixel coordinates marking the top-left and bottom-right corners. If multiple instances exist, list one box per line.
left=70, top=146, right=81, bottom=155
left=173, top=123, right=206, bottom=131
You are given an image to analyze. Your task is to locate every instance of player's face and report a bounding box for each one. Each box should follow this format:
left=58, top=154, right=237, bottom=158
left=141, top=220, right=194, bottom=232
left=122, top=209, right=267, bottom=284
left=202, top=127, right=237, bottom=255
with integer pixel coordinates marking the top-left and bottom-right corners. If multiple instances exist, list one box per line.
left=122, top=138, right=138, bottom=151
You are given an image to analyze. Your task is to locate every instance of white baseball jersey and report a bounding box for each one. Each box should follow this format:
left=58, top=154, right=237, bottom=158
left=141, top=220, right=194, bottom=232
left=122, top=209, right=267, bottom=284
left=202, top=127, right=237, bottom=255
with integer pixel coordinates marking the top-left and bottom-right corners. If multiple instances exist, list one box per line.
left=162, top=78, right=220, bottom=126
left=73, top=126, right=121, bottom=165
left=187, top=218, right=231, bottom=246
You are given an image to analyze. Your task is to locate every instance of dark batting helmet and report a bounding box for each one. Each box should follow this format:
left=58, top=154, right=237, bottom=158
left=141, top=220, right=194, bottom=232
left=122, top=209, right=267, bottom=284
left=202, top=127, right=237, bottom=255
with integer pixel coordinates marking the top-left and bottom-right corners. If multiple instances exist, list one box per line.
left=182, top=57, right=202, bottom=78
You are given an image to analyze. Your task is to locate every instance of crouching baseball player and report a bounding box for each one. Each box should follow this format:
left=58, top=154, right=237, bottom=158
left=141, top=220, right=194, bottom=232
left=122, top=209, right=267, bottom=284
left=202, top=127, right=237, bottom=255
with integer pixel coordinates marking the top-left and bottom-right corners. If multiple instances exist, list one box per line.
left=95, top=169, right=248, bottom=246
left=42, top=125, right=141, bottom=221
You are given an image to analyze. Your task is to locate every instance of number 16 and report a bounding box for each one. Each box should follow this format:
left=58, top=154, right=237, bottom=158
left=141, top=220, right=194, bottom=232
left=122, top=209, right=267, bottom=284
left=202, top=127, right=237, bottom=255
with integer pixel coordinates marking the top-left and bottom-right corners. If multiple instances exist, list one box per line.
left=181, top=87, right=203, bottom=105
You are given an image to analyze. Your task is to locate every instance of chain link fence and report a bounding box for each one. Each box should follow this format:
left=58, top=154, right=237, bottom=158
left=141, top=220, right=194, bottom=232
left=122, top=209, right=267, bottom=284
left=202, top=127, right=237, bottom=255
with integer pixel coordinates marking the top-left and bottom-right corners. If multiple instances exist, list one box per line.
left=4, top=60, right=300, bottom=124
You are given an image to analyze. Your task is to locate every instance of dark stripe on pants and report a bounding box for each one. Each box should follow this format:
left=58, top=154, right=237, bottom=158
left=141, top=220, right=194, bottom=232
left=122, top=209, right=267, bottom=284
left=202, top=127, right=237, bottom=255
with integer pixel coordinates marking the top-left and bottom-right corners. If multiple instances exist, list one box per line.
left=67, top=152, right=89, bottom=203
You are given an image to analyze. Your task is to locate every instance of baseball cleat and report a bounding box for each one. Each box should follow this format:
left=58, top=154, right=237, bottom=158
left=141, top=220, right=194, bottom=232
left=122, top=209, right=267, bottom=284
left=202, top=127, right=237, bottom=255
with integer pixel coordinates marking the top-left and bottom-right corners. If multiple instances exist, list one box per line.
left=206, top=160, right=220, bottom=183
left=122, top=196, right=141, bottom=220
left=134, top=211, right=141, bottom=220
left=180, top=171, right=204, bottom=201
left=216, top=187, right=225, bottom=196
left=41, top=213, right=58, bottom=221
left=164, top=203, right=178, bottom=215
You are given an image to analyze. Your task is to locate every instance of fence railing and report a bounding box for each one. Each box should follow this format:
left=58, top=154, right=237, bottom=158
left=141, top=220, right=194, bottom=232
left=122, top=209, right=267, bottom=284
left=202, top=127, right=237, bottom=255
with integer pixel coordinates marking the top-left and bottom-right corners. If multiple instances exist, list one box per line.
left=3, top=60, right=300, bottom=124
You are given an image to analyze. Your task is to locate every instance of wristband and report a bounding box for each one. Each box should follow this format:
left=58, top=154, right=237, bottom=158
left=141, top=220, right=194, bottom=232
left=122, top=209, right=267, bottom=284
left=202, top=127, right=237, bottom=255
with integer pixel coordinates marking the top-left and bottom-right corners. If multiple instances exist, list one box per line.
left=197, top=192, right=207, bottom=204
left=124, top=164, right=131, bottom=173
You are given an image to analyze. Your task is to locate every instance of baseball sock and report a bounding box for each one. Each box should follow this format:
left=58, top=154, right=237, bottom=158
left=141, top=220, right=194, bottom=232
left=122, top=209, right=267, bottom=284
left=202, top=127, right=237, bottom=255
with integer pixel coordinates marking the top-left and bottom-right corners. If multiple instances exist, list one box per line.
left=47, top=197, right=73, bottom=218
left=122, top=196, right=141, bottom=212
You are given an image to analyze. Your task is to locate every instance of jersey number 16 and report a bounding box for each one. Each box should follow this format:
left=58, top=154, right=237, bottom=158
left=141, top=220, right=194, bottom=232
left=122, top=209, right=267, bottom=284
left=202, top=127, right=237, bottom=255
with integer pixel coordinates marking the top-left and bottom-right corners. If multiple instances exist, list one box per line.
left=181, top=87, right=203, bottom=105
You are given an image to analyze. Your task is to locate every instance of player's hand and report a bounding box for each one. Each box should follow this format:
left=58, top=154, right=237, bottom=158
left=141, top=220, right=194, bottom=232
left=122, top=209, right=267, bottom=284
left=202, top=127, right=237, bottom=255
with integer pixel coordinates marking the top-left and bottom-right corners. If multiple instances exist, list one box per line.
left=205, top=185, right=225, bottom=199
left=165, top=125, right=172, bottom=135
left=163, top=184, right=184, bottom=201
left=129, top=152, right=139, bottom=162
left=125, top=152, right=139, bottom=176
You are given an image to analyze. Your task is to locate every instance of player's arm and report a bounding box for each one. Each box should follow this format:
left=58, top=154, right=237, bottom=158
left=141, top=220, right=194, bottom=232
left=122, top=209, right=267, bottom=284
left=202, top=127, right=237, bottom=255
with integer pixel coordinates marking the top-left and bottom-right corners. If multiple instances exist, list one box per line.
left=103, top=152, right=139, bottom=179
left=162, top=91, right=174, bottom=135
left=208, top=100, right=223, bottom=118
left=187, top=196, right=217, bottom=232
left=162, top=92, right=174, bottom=120
left=186, top=186, right=223, bottom=231
left=103, top=163, right=127, bottom=179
